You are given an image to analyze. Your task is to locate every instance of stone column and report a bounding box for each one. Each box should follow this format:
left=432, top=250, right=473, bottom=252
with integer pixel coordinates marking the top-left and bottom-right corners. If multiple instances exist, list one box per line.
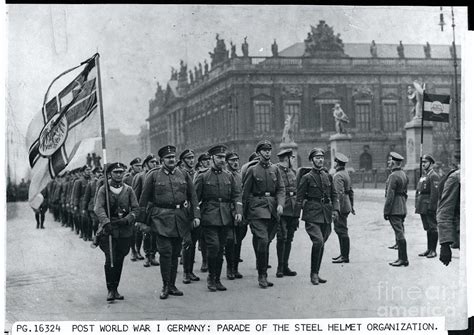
left=329, top=133, right=352, bottom=173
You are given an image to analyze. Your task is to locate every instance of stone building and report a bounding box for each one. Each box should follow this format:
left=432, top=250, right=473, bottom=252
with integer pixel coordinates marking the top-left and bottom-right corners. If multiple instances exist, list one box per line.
left=147, top=21, right=461, bottom=173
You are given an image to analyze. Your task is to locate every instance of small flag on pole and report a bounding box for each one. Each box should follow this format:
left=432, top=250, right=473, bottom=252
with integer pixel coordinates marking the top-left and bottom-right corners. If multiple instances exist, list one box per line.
left=26, top=55, right=101, bottom=209
left=423, top=92, right=451, bottom=123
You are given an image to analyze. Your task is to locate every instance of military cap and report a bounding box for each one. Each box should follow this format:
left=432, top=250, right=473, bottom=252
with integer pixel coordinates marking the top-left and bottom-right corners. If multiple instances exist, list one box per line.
left=197, top=153, right=211, bottom=162
left=277, top=148, right=293, bottom=157
left=130, top=157, right=142, bottom=166
left=179, top=149, right=195, bottom=161
left=390, top=152, right=404, bottom=161
left=256, top=139, right=272, bottom=152
left=92, top=166, right=103, bottom=174
left=106, top=162, right=127, bottom=174
left=158, top=145, right=177, bottom=158
left=334, top=152, right=349, bottom=164
left=226, top=152, right=239, bottom=161
left=308, top=147, right=325, bottom=160
left=248, top=152, right=258, bottom=162
left=143, top=154, right=157, bottom=167
left=208, top=144, right=228, bottom=156
left=422, top=154, right=435, bottom=164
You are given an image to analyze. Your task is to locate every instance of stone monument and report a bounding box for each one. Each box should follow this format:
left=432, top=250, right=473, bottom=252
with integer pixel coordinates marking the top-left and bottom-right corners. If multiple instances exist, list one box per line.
left=404, top=80, right=433, bottom=181
left=329, top=104, right=352, bottom=172
left=279, top=115, right=298, bottom=167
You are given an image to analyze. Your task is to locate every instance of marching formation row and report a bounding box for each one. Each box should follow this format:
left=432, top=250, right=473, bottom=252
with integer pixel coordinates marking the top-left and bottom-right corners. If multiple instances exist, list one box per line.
left=36, top=140, right=460, bottom=302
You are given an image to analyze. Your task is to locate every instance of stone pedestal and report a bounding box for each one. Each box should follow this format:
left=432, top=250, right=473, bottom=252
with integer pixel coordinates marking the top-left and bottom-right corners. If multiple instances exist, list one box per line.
left=404, top=118, right=433, bottom=186
left=279, top=141, right=298, bottom=168
left=404, top=118, right=433, bottom=170
left=329, top=133, right=352, bottom=172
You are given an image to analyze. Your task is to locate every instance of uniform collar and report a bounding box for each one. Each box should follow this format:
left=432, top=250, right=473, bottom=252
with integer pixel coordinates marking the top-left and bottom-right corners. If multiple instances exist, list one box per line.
left=391, top=166, right=402, bottom=172
left=211, top=167, right=223, bottom=174
left=335, top=166, right=345, bottom=172
left=312, top=167, right=324, bottom=173
left=163, top=166, right=175, bottom=175
left=277, top=163, right=288, bottom=172
left=259, top=160, right=271, bottom=169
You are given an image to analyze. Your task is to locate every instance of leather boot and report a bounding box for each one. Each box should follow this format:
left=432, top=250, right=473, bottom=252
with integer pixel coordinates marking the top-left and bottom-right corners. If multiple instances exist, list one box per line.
left=130, top=250, right=137, bottom=262
left=183, top=272, right=191, bottom=284
left=332, top=235, right=343, bottom=260
left=310, top=273, right=319, bottom=285
left=215, top=278, right=227, bottom=291
left=264, top=273, right=274, bottom=287
left=189, top=272, right=200, bottom=281
left=418, top=232, right=430, bottom=256
left=282, top=240, right=296, bottom=276
left=333, top=236, right=349, bottom=263
left=143, top=255, right=151, bottom=267
left=227, top=266, right=235, bottom=280
left=160, top=282, right=170, bottom=299
left=276, top=240, right=284, bottom=278
left=234, top=264, right=243, bottom=279
left=258, top=274, right=268, bottom=288
left=207, top=275, right=217, bottom=292
left=388, top=241, right=398, bottom=249
left=390, top=239, right=409, bottom=266
left=107, top=290, right=115, bottom=301
left=113, top=289, right=124, bottom=300
left=136, top=251, right=145, bottom=260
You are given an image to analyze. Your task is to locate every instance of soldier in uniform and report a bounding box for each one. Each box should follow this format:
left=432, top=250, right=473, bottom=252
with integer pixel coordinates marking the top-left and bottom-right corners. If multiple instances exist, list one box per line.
left=179, top=149, right=201, bottom=284
left=94, top=162, right=139, bottom=301
left=74, top=165, right=92, bottom=241
left=296, top=148, right=339, bottom=285
left=242, top=140, right=285, bottom=288
left=84, top=167, right=103, bottom=242
left=196, top=152, right=211, bottom=272
left=195, top=145, right=242, bottom=291
left=437, top=154, right=460, bottom=266
left=139, top=145, right=201, bottom=299
left=133, top=154, right=160, bottom=266
left=275, top=148, right=299, bottom=277
left=124, top=157, right=142, bottom=186
left=384, top=152, right=409, bottom=267
left=33, top=186, right=49, bottom=229
left=415, top=154, right=440, bottom=258
left=332, top=153, right=355, bottom=264
left=225, top=151, right=246, bottom=279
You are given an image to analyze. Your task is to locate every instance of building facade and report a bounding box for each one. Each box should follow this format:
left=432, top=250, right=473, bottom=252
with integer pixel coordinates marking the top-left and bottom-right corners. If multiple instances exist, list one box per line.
left=148, top=21, right=461, bottom=172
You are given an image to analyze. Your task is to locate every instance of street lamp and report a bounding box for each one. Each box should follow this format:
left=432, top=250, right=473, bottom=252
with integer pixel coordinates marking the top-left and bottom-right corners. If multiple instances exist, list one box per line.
left=439, top=6, right=461, bottom=162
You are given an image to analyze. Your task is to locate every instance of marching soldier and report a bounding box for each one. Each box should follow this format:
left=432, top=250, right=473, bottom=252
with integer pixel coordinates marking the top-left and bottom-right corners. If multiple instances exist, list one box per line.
left=195, top=145, right=242, bottom=291
left=84, top=167, right=103, bottom=241
left=94, top=162, right=139, bottom=301
left=242, top=140, right=285, bottom=288
left=196, top=152, right=211, bottom=272
left=384, top=152, right=409, bottom=267
left=296, top=148, right=339, bottom=285
left=66, top=169, right=78, bottom=232
left=124, top=157, right=142, bottom=186
left=33, top=186, right=49, bottom=229
left=437, top=154, right=460, bottom=266
left=73, top=165, right=92, bottom=241
left=415, top=154, right=440, bottom=258
left=139, top=145, right=201, bottom=299
left=225, top=151, right=246, bottom=279
left=332, top=153, right=354, bottom=264
left=133, top=154, right=160, bottom=266
left=275, top=148, right=298, bottom=277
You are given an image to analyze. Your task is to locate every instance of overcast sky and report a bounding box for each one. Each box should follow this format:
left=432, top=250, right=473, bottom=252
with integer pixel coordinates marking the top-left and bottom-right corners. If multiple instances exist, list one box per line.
left=7, top=5, right=468, bottom=137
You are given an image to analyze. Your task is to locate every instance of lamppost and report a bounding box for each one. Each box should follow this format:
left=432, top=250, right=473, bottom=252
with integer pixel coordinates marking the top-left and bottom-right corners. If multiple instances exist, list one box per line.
left=439, top=6, right=461, bottom=162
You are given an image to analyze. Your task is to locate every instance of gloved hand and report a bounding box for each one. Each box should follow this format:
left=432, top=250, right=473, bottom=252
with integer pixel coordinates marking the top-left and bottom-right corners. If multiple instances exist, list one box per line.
left=351, top=208, right=356, bottom=215
left=439, top=243, right=452, bottom=266
left=277, top=205, right=283, bottom=216
left=332, top=211, right=339, bottom=222
left=384, top=214, right=389, bottom=221
left=234, top=214, right=242, bottom=225
left=135, top=222, right=151, bottom=233
left=193, top=218, right=200, bottom=228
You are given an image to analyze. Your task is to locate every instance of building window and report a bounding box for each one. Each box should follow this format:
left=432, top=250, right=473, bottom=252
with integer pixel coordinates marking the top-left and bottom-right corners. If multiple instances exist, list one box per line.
left=383, top=102, right=398, bottom=132
left=359, top=152, right=373, bottom=171
left=284, top=101, right=300, bottom=133
left=355, top=103, right=371, bottom=131
left=254, top=101, right=271, bottom=132
left=313, top=100, right=339, bottom=132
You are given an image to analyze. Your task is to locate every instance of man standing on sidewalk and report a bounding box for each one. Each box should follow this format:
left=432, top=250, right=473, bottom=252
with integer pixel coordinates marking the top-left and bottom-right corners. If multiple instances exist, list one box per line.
left=415, top=154, right=440, bottom=258
left=384, top=152, right=409, bottom=267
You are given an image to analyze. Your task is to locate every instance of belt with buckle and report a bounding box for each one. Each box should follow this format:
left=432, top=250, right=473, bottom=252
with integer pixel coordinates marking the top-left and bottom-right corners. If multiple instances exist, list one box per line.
left=156, top=203, right=184, bottom=209
left=253, top=192, right=275, bottom=197
left=204, top=197, right=231, bottom=203
left=286, top=191, right=295, bottom=196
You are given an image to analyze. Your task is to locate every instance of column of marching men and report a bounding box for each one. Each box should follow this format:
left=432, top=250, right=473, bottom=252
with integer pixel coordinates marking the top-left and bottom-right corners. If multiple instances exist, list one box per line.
left=39, top=140, right=461, bottom=302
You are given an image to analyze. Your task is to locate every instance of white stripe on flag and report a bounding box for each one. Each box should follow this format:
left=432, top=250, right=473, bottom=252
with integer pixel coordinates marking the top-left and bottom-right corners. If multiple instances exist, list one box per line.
left=423, top=101, right=450, bottom=115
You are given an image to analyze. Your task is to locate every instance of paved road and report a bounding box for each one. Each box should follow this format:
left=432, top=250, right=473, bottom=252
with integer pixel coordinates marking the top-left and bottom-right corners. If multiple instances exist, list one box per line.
left=4, top=189, right=466, bottom=331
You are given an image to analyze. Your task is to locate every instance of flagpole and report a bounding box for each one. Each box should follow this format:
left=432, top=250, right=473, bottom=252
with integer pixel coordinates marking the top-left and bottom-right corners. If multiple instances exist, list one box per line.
left=94, top=53, right=114, bottom=268
left=419, top=92, right=425, bottom=179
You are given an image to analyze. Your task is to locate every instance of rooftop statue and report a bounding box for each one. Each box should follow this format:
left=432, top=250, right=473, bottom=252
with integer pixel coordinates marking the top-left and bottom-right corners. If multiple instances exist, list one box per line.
left=397, top=41, right=405, bottom=58
left=271, top=39, right=278, bottom=57
left=303, top=21, right=345, bottom=57
left=241, top=36, right=249, bottom=57
left=204, top=59, right=209, bottom=74
left=281, top=114, right=296, bottom=144
left=424, top=42, right=431, bottom=59
left=370, top=40, right=377, bottom=58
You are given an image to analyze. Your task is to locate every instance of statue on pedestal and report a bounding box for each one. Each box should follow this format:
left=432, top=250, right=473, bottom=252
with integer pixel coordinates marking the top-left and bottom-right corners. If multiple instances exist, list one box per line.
left=370, top=40, right=377, bottom=58
left=333, top=104, right=349, bottom=134
left=281, top=114, right=295, bottom=144
left=397, top=41, right=405, bottom=58
left=271, top=39, right=278, bottom=57
left=424, top=42, right=431, bottom=59
left=189, top=70, right=194, bottom=84
left=407, top=80, right=425, bottom=120
left=230, top=42, right=237, bottom=58
left=170, top=67, right=178, bottom=80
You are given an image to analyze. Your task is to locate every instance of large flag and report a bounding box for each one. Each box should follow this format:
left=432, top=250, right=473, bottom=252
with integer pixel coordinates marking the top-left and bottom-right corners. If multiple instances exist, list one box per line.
left=26, top=55, right=101, bottom=209
left=423, top=92, right=451, bottom=123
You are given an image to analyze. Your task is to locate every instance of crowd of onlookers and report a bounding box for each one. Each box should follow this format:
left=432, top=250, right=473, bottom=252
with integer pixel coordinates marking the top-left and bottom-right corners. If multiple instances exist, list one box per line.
left=6, top=178, right=31, bottom=202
